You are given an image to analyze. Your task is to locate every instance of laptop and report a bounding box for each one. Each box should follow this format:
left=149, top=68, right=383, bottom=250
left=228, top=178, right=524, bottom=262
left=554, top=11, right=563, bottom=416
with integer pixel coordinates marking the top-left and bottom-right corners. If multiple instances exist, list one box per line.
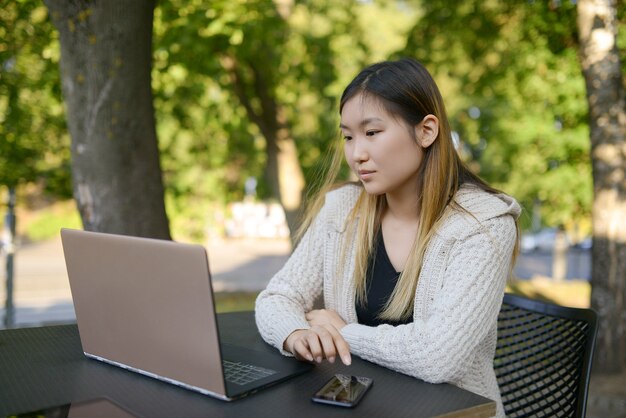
left=60, top=228, right=312, bottom=401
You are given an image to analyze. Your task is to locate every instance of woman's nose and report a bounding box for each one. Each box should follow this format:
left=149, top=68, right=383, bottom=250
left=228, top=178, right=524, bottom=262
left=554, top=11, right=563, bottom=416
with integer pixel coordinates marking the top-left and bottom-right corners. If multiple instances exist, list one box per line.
left=351, top=138, right=369, bottom=163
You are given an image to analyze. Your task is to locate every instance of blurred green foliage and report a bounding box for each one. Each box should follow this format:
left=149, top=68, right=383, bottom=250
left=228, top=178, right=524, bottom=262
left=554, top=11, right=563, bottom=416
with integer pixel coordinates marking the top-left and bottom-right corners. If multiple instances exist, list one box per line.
left=150, top=0, right=415, bottom=240
left=3, top=0, right=624, bottom=241
left=402, top=0, right=606, bottom=234
left=0, top=2, right=71, bottom=196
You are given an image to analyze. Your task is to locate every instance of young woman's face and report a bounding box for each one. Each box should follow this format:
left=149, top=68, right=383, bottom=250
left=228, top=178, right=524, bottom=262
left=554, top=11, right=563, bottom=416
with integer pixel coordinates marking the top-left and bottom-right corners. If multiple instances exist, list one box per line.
left=341, top=94, right=424, bottom=198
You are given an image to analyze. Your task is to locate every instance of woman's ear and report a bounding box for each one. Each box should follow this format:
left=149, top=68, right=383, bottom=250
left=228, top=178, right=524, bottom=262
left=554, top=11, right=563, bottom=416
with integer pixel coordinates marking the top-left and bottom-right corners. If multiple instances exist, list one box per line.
left=414, top=115, right=439, bottom=148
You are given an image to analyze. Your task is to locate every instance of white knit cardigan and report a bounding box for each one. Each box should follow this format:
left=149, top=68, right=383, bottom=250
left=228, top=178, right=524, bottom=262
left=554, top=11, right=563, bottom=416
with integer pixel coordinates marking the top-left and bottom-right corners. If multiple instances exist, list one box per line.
left=255, top=184, right=520, bottom=417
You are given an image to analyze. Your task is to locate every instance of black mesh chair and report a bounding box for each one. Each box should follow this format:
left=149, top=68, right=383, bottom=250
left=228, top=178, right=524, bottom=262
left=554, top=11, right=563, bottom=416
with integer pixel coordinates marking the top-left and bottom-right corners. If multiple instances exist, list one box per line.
left=495, top=293, right=599, bottom=417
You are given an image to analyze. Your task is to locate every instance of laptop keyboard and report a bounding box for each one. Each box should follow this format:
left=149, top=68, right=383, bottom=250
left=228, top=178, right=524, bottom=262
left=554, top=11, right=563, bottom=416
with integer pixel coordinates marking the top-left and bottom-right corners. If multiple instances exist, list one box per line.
left=223, top=360, right=277, bottom=386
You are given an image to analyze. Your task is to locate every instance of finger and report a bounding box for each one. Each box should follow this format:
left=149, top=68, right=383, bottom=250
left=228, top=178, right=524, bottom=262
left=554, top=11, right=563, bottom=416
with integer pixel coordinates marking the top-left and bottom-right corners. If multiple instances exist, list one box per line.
left=315, top=326, right=338, bottom=363
left=292, top=337, right=314, bottom=362
left=323, top=325, right=351, bottom=365
left=284, top=329, right=305, bottom=354
left=333, top=335, right=351, bottom=365
left=305, top=332, right=324, bottom=363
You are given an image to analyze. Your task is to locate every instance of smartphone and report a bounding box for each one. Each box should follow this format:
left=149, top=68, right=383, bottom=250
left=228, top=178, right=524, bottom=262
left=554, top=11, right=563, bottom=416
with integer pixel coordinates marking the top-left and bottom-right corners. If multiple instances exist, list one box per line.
left=312, top=374, right=373, bottom=408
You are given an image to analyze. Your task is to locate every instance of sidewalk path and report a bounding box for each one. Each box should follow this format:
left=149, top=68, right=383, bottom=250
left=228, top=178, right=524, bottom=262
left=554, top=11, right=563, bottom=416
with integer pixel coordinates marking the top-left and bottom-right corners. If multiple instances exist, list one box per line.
left=0, top=237, right=290, bottom=328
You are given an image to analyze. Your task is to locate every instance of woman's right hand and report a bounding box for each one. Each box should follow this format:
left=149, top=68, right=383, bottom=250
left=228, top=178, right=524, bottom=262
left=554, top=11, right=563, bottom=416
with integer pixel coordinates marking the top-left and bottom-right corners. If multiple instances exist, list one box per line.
left=283, top=325, right=352, bottom=366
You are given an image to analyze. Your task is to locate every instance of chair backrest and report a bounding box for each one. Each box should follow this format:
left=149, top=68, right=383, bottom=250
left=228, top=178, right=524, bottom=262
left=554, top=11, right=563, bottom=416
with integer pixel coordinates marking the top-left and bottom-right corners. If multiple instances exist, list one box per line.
left=495, top=293, right=598, bottom=418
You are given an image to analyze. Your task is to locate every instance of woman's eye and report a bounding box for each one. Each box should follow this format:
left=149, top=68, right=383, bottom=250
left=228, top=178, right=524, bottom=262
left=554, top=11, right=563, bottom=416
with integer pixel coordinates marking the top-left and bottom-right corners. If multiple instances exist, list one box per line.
left=366, top=130, right=379, bottom=136
left=343, top=135, right=352, bottom=141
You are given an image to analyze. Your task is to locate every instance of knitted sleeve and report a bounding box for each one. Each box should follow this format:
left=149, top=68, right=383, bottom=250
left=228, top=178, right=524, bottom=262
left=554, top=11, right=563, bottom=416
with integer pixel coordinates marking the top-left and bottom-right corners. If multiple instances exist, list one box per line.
left=254, top=202, right=328, bottom=355
left=340, top=214, right=517, bottom=383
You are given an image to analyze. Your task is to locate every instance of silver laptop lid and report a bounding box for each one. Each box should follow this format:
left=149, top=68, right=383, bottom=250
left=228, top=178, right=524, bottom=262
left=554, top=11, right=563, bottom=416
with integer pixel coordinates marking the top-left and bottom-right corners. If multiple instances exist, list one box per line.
left=61, top=228, right=226, bottom=397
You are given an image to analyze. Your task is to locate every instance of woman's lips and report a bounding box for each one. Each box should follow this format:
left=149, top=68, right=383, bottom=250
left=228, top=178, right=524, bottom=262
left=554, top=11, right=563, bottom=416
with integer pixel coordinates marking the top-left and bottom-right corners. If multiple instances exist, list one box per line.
left=358, top=169, right=375, bottom=181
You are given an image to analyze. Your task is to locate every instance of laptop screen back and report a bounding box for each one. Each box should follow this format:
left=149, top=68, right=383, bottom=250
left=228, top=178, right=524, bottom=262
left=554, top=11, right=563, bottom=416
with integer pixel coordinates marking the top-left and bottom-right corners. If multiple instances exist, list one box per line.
left=61, top=229, right=226, bottom=396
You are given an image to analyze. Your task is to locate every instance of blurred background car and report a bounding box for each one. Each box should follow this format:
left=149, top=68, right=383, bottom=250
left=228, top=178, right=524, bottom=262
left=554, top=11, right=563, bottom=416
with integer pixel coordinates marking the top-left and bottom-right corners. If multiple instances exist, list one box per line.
left=520, top=228, right=572, bottom=253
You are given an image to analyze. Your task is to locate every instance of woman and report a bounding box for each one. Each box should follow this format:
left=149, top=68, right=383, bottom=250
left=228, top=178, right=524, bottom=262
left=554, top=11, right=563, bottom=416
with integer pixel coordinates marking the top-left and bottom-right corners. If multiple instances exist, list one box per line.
left=255, top=58, right=519, bottom=417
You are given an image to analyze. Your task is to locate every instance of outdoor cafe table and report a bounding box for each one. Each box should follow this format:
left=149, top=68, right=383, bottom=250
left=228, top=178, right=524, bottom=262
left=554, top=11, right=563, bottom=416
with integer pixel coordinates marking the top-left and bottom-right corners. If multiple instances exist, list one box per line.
left=0, top=311, right=496, bottom=417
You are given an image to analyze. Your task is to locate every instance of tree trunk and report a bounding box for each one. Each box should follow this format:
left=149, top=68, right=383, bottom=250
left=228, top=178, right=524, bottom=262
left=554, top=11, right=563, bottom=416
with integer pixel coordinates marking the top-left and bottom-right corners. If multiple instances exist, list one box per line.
left=552, top=228, right=568, bottom=282
left=577, top=0, right=626, bottom=373
left=46, top=0, right=170, bottom=239
left=263, top=108, right=305, bottom=241
left=222, top=56, right=305, bottom=241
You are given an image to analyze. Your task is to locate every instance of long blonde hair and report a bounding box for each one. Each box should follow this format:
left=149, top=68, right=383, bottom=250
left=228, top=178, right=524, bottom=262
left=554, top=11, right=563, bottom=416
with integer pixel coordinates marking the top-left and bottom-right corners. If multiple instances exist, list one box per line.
left=298, top=58, right=518, bottom=321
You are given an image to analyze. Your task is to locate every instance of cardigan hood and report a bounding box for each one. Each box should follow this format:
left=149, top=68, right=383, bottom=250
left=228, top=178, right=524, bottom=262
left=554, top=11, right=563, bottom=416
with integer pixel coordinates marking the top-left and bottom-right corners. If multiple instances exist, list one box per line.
left=324, top=183, right=521, bottom=235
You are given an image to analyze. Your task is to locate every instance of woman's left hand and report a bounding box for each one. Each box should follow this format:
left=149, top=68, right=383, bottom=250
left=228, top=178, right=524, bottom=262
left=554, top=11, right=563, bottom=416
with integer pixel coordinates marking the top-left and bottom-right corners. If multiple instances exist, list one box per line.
left=306, top=309, right=347, bottom=331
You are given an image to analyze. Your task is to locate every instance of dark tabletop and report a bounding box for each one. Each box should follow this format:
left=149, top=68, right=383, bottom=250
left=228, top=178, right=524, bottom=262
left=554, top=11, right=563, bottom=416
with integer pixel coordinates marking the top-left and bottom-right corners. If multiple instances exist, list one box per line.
left=0, top=312, right=495, bottom=418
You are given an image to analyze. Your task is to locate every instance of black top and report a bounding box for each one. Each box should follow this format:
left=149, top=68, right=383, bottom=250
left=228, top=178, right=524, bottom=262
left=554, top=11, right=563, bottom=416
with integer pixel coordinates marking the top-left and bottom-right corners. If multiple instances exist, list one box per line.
left=356, top=231, right=413, bottom=327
